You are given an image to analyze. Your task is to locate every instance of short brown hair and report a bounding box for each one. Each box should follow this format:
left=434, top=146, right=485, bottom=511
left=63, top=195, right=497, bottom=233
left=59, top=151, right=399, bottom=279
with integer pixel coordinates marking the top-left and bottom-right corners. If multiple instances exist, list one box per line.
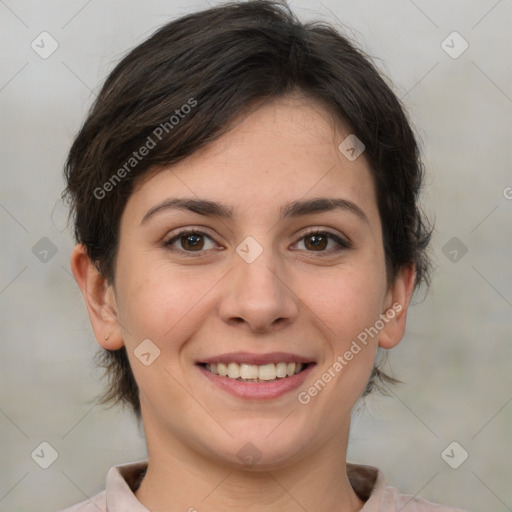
left=64, top=0, right=432, bottom=417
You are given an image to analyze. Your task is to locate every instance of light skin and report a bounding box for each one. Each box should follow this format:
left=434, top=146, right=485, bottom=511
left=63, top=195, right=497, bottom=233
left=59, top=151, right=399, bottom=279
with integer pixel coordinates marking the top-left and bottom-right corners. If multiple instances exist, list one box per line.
left=71, top=94, right=415, bottom=512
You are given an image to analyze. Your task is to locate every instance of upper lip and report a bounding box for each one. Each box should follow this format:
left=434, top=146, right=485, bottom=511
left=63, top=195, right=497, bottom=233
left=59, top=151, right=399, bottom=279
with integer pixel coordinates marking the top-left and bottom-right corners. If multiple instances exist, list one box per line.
left=198, top=352, right=314, bottom=366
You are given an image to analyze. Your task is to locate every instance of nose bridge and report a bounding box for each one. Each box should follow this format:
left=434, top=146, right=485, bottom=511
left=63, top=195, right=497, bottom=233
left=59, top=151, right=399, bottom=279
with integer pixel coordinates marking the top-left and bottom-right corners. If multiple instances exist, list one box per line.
left=234, top=237, right=284, bottom=304
left=219, top=235, right=298, bottom=331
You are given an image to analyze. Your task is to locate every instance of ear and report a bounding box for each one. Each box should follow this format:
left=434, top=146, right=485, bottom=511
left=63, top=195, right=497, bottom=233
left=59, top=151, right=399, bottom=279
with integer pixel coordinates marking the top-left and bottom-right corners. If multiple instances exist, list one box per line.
left=378, top=264, right=416, bottom=349
left=70, top=243, right=124, bottom=350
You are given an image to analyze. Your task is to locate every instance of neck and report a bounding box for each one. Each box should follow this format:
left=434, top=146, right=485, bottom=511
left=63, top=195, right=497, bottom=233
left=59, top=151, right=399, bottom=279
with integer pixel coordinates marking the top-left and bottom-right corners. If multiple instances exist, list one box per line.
left=135, top=424, right=364, bottom=512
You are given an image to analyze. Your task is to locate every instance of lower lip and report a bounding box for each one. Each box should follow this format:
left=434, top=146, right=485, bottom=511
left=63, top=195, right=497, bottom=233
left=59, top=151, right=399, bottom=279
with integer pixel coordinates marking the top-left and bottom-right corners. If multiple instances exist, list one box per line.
left=197, top=364, right=315, bottom=400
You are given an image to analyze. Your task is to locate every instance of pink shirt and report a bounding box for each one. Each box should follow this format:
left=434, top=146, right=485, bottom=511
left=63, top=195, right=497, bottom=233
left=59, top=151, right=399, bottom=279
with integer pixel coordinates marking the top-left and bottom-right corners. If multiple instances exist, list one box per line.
left=58, top=461, right=467, bottom=511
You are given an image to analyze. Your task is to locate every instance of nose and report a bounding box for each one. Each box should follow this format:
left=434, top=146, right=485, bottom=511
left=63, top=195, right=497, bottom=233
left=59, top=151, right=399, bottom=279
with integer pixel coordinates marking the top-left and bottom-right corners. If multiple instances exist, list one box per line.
left=218, top=245, right=299, bottom=334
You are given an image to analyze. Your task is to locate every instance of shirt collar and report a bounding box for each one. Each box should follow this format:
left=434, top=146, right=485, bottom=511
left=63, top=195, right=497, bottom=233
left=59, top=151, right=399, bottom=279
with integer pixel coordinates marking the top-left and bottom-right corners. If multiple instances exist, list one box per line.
left=105, top=460, right=385, bottom=511
left=106, top=461, right=149, bottom=512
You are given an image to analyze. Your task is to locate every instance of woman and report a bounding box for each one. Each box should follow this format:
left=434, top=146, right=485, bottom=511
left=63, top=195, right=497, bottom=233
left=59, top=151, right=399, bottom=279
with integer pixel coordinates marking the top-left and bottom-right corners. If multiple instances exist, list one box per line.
left=61, top=1, right=466, bottom=510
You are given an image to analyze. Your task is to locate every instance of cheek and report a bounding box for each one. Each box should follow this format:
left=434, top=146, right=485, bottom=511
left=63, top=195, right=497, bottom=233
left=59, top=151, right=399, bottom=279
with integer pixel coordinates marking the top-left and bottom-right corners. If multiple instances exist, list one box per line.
left=114, top=252, right=219, bottom=346
left=304, top=263, right=387, bottom=342
left=113, top=257, right=208, bottom=401
left=298, top=269, right=385, bottom=411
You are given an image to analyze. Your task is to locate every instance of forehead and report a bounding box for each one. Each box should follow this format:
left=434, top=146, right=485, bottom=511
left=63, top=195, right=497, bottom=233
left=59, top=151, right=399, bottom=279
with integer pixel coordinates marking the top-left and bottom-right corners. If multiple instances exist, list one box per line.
left=126, top=95, right=379, bottom=226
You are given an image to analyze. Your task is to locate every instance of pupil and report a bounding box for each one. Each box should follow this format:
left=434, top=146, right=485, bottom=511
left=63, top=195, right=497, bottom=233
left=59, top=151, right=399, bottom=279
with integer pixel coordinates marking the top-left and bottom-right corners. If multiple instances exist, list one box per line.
left=307, top=234, right=326, bottom=250
left=184, top=234, right=203, bottom=250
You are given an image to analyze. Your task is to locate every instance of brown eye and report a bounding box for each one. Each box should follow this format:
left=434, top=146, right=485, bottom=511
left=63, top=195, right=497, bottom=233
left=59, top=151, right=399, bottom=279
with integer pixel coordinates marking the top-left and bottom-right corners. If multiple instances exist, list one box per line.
left=180, top=233, right=204, bottom=251
left=164, top=230, right=217, bottom=254
left=304, top=233, right=328, bottom=251
left=293, top=230, right=351, bottom=254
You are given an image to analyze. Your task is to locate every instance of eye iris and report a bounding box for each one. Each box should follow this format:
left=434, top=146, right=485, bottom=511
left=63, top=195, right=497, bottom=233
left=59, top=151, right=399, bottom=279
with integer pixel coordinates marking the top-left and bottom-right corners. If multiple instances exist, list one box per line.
left=305, top=233, right=327, bottom=251
left=182, top=233, right=204, bottom=250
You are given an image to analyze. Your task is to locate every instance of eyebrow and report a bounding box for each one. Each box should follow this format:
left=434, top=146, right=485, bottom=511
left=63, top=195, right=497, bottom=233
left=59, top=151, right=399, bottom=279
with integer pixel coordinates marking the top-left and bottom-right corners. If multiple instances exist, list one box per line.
left=140, top=197, right=369, bottom=225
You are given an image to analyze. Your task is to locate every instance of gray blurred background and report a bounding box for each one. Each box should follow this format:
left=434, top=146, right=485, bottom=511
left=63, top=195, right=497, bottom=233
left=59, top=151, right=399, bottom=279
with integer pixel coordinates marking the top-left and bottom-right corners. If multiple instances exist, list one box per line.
left=1, top=1, right=511, bottom=511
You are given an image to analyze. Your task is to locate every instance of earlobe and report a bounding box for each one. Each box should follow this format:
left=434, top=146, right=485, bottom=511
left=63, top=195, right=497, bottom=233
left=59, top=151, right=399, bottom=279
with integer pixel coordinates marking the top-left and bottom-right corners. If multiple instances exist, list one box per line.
left=378, top=264, right=416, bottom=349
left=70, top=244, right=124, bottom=350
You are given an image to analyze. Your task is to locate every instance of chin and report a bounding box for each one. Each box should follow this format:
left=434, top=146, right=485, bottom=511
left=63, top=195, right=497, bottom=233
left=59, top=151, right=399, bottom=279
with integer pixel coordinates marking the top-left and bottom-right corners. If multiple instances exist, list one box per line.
left=207, top=427, right=317, bottom=471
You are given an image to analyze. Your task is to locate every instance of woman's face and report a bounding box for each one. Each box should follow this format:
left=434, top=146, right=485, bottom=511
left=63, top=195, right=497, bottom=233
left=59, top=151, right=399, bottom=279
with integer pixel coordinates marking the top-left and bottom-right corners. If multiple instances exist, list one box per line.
left=90, top=95, right=412, bottom=468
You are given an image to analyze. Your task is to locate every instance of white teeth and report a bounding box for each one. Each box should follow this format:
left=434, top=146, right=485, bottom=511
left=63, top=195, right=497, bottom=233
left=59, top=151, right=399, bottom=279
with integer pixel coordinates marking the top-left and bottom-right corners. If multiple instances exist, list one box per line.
left=227, top=362, right=239, bottom=379
left=204, top=362, right=305, bottom=381
left=217, top=362, right=228, bottom=377
left=258, top=363, right=277, bottom=381
left=276, top=362, right=287, bottom=378
left=240, top=364, right=259, bottom=379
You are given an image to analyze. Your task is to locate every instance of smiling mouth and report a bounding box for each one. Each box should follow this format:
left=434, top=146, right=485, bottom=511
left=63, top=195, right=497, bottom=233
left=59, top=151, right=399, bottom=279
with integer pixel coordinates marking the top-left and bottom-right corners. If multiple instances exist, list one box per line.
left=200, top=361, right=310, bottom=382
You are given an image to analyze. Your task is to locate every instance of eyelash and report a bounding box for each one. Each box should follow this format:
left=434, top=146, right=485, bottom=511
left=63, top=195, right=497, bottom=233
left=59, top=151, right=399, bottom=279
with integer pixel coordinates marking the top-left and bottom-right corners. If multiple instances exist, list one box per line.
left=163, top=228, right=351, bottom=257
